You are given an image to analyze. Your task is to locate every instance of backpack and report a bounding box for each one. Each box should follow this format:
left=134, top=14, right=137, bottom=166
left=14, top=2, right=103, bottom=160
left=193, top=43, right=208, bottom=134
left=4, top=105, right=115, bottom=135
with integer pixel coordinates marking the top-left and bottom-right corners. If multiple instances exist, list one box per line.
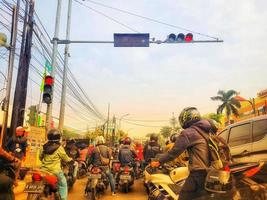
left=96, top=146, right=110, bottom=165
left=145, top=143, right=161, bottom=162
left=119, top=147, right=134, bottom=165
left=191, top=126, right=224, bottom=170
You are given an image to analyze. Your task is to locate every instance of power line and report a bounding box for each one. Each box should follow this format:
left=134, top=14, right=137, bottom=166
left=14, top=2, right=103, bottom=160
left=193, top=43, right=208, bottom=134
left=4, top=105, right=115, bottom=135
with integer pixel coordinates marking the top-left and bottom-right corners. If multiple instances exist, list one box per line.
left=73, top=0, right=139, bottom=33
left=81, top=0, right=220, bottom=40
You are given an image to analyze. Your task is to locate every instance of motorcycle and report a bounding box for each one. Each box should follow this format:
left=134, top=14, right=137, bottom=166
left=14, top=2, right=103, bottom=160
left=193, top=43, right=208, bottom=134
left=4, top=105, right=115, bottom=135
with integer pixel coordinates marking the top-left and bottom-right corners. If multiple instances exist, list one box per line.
left=62, top=161, right=77, bottom=189
left=77, top=160, right=88, bottom=179
left=118, top=165, right=135, bottom=193
left=135, top=159, right=144, bottom=179
left=144, top=163, right=189, bottom=200
left=24, top=170, right=61, bottom=200
left=85, top=166, right=109, bottom=200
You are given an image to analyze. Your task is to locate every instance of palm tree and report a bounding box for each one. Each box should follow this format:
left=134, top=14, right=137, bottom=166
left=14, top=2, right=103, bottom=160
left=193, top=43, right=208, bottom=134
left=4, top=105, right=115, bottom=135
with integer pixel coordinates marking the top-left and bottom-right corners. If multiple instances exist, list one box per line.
left=211, top=90, right=241, bottom=124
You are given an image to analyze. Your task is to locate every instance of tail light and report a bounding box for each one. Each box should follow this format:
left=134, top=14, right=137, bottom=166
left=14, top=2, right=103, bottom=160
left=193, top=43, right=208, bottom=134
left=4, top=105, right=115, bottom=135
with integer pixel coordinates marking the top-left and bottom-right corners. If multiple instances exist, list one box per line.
left=114, top=163, right=121, bottom=172
left=44, top=175, right=58, bottom=189
left=32, top=172, right=42, bottom=181
left=124, top=166, right=129, bottom=173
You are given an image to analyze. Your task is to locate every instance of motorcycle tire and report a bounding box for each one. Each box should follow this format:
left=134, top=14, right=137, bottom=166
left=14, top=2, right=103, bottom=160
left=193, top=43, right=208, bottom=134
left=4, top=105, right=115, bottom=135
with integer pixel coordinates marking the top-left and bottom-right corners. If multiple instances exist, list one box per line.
left=123, top=182, right=129, bottom=193
left=89, top=188, right=97, bottom=200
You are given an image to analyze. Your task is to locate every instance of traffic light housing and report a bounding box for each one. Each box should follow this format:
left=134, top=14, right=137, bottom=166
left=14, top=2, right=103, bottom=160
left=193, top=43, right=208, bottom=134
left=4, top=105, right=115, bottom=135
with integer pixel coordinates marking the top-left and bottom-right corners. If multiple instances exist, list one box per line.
left=42, top=75, right=54, bottom=104
left=167, top=33, right=193, bottom=42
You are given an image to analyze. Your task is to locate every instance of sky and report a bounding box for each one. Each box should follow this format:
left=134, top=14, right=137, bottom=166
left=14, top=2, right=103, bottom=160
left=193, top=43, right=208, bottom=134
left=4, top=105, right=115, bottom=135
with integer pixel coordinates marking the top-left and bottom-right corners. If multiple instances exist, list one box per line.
left=1, top=0, right=267, bottom=137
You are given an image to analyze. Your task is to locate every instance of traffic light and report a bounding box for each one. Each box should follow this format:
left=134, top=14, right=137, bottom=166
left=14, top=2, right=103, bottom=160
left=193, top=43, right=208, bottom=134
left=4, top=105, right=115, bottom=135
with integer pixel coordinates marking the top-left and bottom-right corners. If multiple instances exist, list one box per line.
left=42, top=75, right=54, bottom=104
left=167, top=33, right=193, bottom=42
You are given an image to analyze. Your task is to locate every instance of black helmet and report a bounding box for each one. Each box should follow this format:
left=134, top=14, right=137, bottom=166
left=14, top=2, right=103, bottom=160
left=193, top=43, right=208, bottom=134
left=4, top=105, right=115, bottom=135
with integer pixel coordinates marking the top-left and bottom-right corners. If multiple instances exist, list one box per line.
left=170, top=133, right=178, bottom=143
left=179, top=107, right=201, bottom=129
left=47, top=129, right=61, bottom=142
left=150, top=133, right=158, bottom=142
left=123, top=137, right=131, bottom=145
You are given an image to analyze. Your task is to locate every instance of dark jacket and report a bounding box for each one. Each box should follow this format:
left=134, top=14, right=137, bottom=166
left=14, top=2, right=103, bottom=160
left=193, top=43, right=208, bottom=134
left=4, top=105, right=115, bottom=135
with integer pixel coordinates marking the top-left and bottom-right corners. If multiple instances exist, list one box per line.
left=65, top=142, right=80, bottom=160
left=6, top=137, right=28, bottom=159
left=88, top=144, right=112, bottom=167
left=118, top=145, right=137, bottom=166
left=159, top=119, right=211, bottom=171
left=143, top=141, right=162, bottom=162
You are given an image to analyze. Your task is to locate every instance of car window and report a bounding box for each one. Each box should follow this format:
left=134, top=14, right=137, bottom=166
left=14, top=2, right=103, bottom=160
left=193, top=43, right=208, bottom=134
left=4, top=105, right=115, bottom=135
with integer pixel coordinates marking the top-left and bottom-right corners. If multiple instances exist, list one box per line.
left=229, top=123, right=251, bottom=147
left=218, top=129, right=228, bottom=142
left=253, top=119, right=267, bottom=142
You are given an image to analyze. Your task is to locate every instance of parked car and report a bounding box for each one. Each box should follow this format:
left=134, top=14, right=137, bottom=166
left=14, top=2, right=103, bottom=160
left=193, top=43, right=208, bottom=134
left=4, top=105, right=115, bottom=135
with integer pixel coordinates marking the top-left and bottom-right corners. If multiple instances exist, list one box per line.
left=218, top=115, right=267, bottom=182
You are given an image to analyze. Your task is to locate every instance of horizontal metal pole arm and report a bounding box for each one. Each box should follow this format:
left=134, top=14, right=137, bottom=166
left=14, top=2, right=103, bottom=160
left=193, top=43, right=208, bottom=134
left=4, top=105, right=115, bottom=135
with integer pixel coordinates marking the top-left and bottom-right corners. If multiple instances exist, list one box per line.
left=56, top=39, right=223, bottom=45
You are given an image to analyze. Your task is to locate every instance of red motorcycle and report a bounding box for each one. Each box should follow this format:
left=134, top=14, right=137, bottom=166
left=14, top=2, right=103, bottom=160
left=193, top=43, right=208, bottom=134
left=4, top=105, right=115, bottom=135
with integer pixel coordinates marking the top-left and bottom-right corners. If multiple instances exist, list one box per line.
left=24, top=171, right=61, bottom=200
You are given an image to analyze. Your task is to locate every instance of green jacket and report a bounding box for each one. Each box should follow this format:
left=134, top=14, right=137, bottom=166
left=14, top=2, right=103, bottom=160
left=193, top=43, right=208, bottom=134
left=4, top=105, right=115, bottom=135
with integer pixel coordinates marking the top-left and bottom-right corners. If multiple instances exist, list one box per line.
left=39, top=143, right=72, bottom=174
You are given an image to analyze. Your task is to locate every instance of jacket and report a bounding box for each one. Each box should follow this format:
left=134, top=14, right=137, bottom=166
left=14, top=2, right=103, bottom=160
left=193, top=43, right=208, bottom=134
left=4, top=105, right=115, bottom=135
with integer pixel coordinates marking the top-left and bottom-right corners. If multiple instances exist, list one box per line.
left=118, top=145, right=137, bottom=166
left=39, top=142, right=72, bottom=174
left=143, top=141, right=162, bottom=162
left=6, top=136, right=28, bottom=159
left=88, top=144, right=112, bottom=167
left=159, top=119, right=211, bottom=171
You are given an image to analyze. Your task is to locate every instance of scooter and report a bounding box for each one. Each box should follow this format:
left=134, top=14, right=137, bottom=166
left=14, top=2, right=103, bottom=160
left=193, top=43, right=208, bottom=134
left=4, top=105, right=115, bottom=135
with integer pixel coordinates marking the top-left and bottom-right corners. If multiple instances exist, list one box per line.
left=85, top=166, right=109, bottom=200
left=118, top=165, right=135, bottom=193
left=24, top=170, right=61, bottom=200
left=144, top=163, right=189, bottom=200
left=77, top=160, right=88, bottom=179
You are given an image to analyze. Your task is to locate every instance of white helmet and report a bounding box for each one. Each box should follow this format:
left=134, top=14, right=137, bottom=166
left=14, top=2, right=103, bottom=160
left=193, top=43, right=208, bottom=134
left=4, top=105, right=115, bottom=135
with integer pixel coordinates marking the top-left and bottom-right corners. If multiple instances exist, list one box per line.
left=95, top=136, right=105, bottom=145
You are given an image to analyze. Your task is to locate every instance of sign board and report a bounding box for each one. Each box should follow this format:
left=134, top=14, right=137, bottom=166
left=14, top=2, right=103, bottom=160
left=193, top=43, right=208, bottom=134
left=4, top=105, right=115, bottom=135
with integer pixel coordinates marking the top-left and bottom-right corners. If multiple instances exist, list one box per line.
left=114, top=33, right=150, bottom=47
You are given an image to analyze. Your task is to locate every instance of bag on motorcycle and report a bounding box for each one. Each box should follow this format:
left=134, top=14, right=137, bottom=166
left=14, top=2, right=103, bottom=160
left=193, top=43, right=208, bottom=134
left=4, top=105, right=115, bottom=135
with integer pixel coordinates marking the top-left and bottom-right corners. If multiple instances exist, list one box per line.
left=192, top=126, right=224, bottom=170
left=96, top=147, right=109, bottom=165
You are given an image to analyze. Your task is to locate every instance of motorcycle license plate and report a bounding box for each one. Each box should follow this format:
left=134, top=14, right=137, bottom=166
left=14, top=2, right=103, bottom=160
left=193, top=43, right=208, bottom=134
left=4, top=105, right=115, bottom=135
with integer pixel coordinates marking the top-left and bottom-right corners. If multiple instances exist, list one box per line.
left=89, top=174, right=101, bottom=179
left=24, top=182, right=45, bottom=193
left=120, top=175, right=131, bottom=180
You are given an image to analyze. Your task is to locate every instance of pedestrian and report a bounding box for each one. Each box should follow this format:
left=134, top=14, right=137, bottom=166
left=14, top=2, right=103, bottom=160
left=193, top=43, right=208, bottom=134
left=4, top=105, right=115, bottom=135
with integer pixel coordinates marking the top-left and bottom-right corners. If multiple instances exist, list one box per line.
left=152, top=107, right=212, bottom=200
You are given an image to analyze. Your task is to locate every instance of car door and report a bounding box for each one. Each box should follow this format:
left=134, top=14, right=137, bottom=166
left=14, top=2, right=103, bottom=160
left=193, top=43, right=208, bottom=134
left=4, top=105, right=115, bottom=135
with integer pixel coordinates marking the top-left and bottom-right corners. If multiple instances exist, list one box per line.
left=251, top=119, right=267, bottom=162
left=228, top=122, right=252, bottom=162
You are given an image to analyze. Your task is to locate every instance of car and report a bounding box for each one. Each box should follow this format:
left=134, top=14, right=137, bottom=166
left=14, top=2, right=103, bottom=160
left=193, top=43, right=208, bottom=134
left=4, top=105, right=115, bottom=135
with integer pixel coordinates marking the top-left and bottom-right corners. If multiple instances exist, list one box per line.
left=218, top=115, right=267, bottom=182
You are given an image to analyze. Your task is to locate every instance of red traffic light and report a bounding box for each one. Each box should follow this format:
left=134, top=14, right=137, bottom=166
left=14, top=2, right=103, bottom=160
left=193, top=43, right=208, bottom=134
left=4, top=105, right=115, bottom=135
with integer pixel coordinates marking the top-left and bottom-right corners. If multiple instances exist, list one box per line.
left=185, top=33, right=193, bottom=42
left=44, top=76, right=54, bottom=85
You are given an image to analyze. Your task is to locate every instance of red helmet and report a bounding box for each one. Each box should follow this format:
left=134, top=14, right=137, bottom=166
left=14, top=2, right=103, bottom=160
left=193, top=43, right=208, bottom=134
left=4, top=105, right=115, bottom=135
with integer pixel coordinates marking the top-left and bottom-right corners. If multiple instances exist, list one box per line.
left=16, top=126, right=27, bottom=137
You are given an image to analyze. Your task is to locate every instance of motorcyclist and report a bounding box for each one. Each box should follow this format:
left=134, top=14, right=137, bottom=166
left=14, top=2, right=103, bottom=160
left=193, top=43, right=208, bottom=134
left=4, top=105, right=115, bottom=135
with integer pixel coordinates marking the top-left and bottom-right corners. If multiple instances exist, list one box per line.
left=165, top=133, right=189, bottom=167
left=65, top=138, right=80, bottom=160
left=0, top=147, right=21, bottom=200
left=6, top=126, right=28, bottom=160
left=134, top=141, right=144, bottom=170
left=78, top=143, right=88, bottom=162
left=152, top=107, right=212, bottom=200
left=88, top=136, right=116, bottom=195
left=143, top=133, right=162, bottom=166
left=39, top=129, right=73, bottom=200
left=118, top=137, right=137, bottom=175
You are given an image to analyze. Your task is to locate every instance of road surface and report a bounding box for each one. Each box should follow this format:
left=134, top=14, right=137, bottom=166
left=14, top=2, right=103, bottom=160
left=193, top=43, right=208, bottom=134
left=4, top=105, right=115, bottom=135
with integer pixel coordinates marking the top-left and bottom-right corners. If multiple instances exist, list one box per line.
left=16, top=177, right=148, bottom=200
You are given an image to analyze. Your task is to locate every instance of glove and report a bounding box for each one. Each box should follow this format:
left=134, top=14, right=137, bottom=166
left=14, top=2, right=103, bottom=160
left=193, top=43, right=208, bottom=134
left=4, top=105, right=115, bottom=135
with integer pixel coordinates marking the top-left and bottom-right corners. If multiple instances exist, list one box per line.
left=150, top=161, right=160, bottom=168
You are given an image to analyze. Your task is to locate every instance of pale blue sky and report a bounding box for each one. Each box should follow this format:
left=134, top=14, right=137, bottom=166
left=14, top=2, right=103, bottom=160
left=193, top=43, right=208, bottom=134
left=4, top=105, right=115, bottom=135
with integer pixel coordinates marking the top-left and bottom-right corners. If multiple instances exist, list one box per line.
left=1, top=0, right=267, bottom=136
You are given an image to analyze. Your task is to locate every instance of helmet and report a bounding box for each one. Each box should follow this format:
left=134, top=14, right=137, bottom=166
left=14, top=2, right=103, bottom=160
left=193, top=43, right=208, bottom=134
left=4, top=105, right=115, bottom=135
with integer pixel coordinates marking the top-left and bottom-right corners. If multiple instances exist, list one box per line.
left=47, top=129, right=61, bottom=142
left=16, top=126, right=27, bottom=137
left=207, top=119, right=219, bottom=134
left=95, top=136, right=105, bottom=145
left=123, top=137, right=131, bottom=145
left=170, top=133, right=178, bottom=143
left=150, top=133, right=158, bottom=142
left=179, top=107, right=201, bottom=129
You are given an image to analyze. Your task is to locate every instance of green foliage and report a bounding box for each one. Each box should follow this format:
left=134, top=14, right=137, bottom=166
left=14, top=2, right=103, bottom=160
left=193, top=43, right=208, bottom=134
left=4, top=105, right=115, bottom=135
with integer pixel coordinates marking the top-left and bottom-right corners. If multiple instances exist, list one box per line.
left=27, top=105, right=37, bottom=126
left=211, top=90, right=241, bottom=122
left=202, top=113, right=223, bottom=124
left=160, top=126, right=172, bottom=138
left=62, top=129, right=77, bottom=139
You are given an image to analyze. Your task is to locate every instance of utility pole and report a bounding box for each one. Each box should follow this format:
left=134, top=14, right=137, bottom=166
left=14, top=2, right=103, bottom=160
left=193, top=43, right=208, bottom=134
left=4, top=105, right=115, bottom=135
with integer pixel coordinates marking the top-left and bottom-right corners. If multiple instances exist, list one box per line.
left=10, top=0, right=34, bottom=136
left=58, top=0, right=72, bottom=132
left=106, top=103, right=110, bottom=140
left=0, top=3, right=19, bottom=147
left=46, top=0, right=62, bottom=131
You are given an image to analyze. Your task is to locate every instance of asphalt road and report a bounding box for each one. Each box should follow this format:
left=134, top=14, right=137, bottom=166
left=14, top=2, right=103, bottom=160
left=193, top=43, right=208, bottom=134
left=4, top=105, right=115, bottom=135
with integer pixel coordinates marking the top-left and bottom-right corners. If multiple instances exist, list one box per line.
left=16, top=177, right=148, bottom=200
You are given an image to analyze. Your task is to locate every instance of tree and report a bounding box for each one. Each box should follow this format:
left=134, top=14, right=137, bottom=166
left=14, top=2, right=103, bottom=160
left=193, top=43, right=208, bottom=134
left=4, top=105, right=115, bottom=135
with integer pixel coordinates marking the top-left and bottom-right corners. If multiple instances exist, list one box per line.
left=160, top=126, right=172, bottom=138
left=211, top=90, right=241, bottom=124
left=202, top=113, right=223, bottom=124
